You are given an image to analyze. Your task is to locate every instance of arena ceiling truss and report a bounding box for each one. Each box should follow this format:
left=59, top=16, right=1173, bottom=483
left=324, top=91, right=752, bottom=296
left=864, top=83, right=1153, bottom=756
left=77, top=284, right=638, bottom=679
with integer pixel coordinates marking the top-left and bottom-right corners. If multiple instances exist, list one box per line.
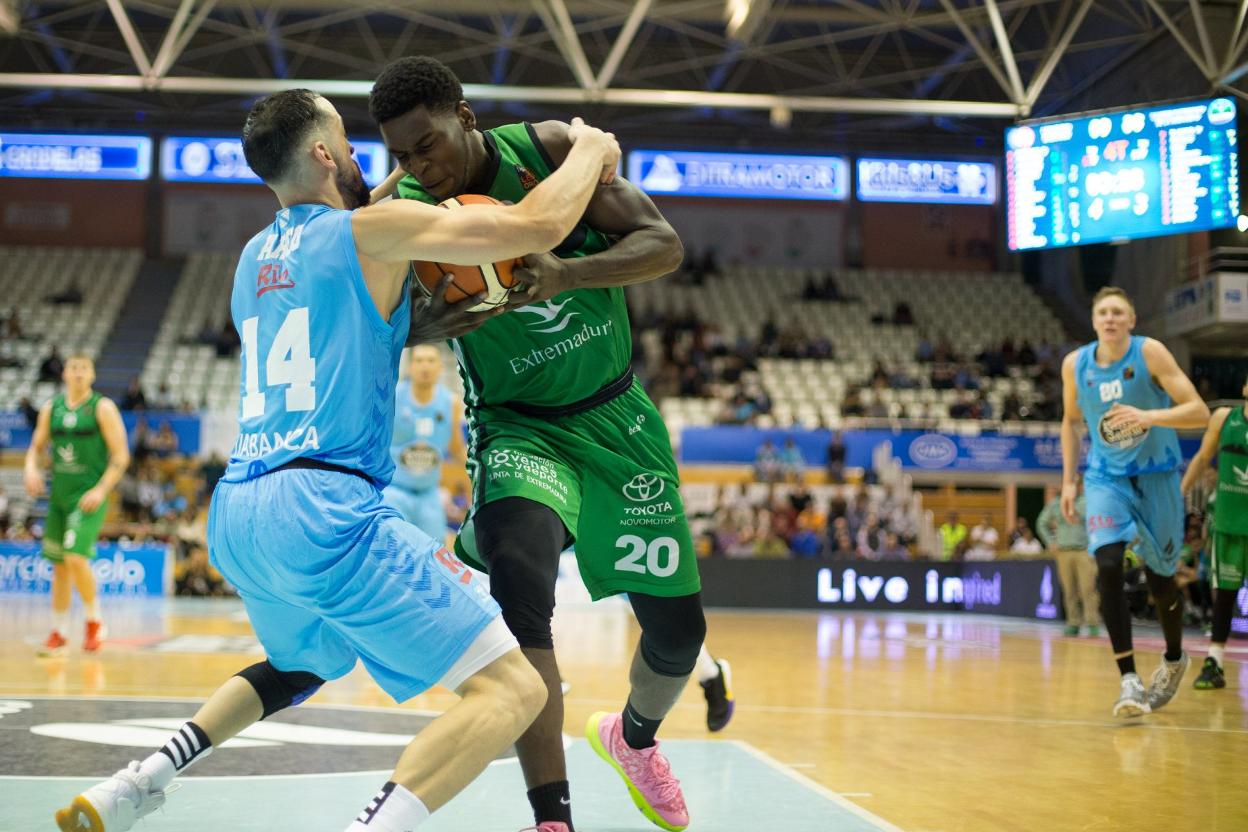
left=2, top=1, right=1248, bottom=145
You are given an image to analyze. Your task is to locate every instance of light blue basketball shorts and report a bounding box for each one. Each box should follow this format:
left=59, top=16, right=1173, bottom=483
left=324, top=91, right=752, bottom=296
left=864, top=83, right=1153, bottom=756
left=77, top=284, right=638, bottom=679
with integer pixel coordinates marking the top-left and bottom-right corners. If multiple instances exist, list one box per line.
left=1085, top=470, right=1184, bottom=576
left=382, top=483, right=447, bottom=542
left=209, top=468, right=508, bottom=701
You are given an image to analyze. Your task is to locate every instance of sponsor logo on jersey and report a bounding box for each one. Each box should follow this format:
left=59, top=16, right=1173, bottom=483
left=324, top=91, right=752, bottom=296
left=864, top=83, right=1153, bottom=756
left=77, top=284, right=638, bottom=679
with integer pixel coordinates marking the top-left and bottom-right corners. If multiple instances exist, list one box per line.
left=1123, top=366, right=1135, bottom=381
left=1097, top=412, right=1148, bottom=450
left=515, top=297, right=579, bottom=334
left=1234, top=463, right=1248, bottom=488
left=622, top=473, right=665, bottom=502
left=515, top=165, right=539, bottom=191
left=508, top=317, right=615, bottom=375
left=62, top=411, right=77, bottom=429
left=399, top=442, right=440, bottom=475
left=256, top=263, right=296, bottom=297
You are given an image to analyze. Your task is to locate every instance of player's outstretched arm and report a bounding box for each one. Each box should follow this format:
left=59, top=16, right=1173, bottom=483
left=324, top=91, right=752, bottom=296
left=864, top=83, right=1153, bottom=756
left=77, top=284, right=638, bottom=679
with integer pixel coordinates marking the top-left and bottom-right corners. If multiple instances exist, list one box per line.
left=352, top=119, right=619, bottom=266
left=1059, top=352, right=1084, bottom=522
left=510, top=120, right=684, bottom=304
left=1104, top=338, right=1210, bottom=432
left=1180, top=407, right=1229, bottom=494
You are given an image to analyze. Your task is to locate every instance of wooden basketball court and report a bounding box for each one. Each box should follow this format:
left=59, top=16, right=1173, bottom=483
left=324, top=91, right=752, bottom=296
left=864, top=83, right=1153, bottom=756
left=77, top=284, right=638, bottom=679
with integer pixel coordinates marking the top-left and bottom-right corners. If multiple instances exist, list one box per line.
left=2, top=594, right=1246, bottom=831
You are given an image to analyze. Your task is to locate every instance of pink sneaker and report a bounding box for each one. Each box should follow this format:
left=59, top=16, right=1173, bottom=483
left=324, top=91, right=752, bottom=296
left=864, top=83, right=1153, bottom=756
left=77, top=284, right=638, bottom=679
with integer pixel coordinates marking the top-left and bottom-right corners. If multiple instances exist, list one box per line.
left=585, top=711, right=688, bottom=831
left=518, top=825, right=570, bottom=832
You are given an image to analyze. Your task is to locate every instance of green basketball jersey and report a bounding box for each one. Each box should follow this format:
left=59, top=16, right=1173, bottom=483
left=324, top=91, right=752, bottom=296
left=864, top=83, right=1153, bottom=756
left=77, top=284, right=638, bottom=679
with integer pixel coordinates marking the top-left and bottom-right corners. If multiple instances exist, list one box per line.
left=1215, top=405, right=1248, bottom=535
left=396, top=122, right=632, bottom=409
left=49, top=392, right=109, bottom=499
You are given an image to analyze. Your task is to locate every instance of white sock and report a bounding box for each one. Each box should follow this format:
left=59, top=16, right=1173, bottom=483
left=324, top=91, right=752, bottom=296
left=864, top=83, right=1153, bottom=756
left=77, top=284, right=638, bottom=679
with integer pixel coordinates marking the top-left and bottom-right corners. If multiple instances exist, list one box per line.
left=1209, top=644, right=1226, bottom=668
left=85, top=599, right=101, bottom=621
left=695, top=644, right=719, bottom=683
left=53, top=611, right=70, bottom=635
left=347, top=782, right=430, bottom=831
left=139, top=721, right=213, bottom=790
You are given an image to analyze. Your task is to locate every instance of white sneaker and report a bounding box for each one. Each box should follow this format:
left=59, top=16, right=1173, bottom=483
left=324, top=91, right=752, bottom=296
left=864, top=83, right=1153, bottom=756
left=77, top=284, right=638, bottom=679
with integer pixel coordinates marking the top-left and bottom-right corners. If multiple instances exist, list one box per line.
left=1147, top=652, right=1190, bottom=711
left=1112, top=673, right=1150, bottom=719
left=55, top=761, right=167, bottom=831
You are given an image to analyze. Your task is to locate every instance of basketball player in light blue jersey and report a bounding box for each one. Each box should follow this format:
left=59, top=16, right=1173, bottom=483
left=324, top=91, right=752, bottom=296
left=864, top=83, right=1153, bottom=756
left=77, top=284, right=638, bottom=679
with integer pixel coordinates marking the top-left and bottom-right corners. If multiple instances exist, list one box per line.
left=384, top=344, right=464, bottom=541
left=55, top=89, right=622, bottom=832
left=1060, top=287, right=1209, bottom=719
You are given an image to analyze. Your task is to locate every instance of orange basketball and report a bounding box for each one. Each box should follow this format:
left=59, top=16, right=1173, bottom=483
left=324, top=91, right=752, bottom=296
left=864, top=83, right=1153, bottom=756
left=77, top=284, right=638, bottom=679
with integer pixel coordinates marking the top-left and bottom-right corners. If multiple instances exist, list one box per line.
left=412, top=194, right=521, bottom=311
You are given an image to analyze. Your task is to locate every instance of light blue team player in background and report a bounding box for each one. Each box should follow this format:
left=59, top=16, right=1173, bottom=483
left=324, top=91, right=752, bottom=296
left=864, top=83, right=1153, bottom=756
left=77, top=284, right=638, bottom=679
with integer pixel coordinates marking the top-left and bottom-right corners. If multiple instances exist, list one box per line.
left=1060, top=286, right=1209, bottom=719
left=54, top=87, right=623, bottom=832
left=384, top=344, right=465, bottom=542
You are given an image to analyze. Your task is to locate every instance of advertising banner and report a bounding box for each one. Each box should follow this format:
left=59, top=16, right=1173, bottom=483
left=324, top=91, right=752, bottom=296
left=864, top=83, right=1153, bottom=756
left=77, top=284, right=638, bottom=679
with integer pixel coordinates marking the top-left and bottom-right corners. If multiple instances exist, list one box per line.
left=0, top=542, right=170, bottom=596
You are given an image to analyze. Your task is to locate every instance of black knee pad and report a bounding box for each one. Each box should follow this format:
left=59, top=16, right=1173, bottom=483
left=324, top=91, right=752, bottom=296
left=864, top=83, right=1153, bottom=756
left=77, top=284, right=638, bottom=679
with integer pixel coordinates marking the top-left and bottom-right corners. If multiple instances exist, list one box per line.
left=475, top=500, right=566, bottom=650
left=1144, top=568, right=1180, bottom=608
left=236, top=661, right=325, bottom=720
left=488, top=551, right=558, bottom=649
left=632, top=593, right=707, bottom=677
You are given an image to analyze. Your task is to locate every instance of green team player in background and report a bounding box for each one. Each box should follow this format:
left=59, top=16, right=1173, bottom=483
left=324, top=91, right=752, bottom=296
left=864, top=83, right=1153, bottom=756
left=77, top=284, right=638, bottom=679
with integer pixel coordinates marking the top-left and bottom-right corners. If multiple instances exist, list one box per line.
left=24, top=354, right=131, bottom=656
left=1180, top=375, right=1248, bottom=690
left=370, top=56, right=720, bottom=832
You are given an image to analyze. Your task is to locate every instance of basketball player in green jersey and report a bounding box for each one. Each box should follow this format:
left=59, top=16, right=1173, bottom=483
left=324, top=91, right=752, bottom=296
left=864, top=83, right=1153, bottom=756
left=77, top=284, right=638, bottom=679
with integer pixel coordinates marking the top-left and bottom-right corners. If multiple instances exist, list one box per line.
left=24, top=354, right=130, bottom=655
left=1180, top=374, right=1248, bottom=690
left=371, top=57, right=709, bottom=832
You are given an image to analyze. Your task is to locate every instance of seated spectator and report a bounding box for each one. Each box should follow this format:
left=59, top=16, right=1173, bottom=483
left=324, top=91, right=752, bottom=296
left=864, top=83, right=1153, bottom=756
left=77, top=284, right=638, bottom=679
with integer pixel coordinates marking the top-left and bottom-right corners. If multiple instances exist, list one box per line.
left=841, top=388, right=866, bottom=417
left=47, top=278, right=83, bottom=305
left=19, top=397, right=39, bottom=429
left=1008, top=517, right=1033, bottom=547
left=819, top=272, right=844, bottom=302
left=892, top=301, right=914, bottom=325
left=788, top=481, right=813, bottom=514
left=830, top=531, right=856, bottom=558
left=789, top=526, right=823, bottom=559
left=151, top=382, right=176, bottom=411
left=1010, top=526, right=1044, bottom=556
left=939, top=512, right=968, bottom=561
left=856, top=514, right=885, bottom=559
left=754, top=439, right=781, bottom=483
left=38, top=347, right=65, bottom=383
left=700, top=247, right=721, bottom=279
left=915, top=335, right=934, bottom=363
left=779, top=438, right=805, bottom=482
left=149, top=421, right=180, bottom=458
left=121, top=377, right=148, bottom=411
left=825, top=431, right=847, bottom=484
left=215, top=321, right=241, bottom=357
left=966, top=516, right=999, bottom=561
left=176, top=548, right=226, bottom=597
left=1001, top=392, right=1024, bottom=421
left=876, top=532, right=909, bottom=561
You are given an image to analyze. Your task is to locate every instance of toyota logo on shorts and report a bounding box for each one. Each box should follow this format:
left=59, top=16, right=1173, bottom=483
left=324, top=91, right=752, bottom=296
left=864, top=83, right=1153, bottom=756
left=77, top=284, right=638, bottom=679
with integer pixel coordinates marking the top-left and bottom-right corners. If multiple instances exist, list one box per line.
left=623, top=473, right=665, bottom=502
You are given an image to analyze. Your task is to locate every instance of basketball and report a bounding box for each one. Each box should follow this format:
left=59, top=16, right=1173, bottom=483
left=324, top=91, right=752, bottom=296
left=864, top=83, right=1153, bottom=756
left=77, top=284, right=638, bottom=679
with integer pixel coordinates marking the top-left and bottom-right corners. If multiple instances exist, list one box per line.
left=412, top=194, right=520, bottom=312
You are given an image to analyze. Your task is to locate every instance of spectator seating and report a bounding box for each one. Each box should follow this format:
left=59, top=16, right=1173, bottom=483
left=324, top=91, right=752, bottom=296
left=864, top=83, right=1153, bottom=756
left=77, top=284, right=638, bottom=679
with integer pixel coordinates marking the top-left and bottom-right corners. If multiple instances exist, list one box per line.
left=0, top=247, right=141, bottom=410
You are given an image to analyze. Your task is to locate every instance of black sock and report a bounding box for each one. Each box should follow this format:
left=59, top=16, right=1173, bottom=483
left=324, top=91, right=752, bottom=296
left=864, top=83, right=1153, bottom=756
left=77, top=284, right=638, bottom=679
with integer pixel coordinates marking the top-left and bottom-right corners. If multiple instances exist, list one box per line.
left=527, top=780, right=573, bottom=830
left=1095, top=545, right=1135, bottom=675
left=1211, top=587, right=1237, bottom=645
left=1145, top=569, right=1184, bottom=661
left=622, top=699, right=663, bottom=750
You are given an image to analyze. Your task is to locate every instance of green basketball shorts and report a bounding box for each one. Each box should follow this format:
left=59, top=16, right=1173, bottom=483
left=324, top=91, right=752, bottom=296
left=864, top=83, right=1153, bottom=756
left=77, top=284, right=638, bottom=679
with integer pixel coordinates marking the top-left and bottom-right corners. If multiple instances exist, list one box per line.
left=41, top=493, right=108, bottom=563
left=1211, top=531, right=1248, bottom=591
left=456, top=380, right=700, bottom=601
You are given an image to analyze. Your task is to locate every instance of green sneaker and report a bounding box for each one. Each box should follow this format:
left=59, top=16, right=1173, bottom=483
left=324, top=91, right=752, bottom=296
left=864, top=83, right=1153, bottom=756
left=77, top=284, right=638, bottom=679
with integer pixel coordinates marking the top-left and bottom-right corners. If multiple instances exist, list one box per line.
left=1193, top=657, right=1226, bottom=690
left=1062, top=625, right=1080, bottom=637
left=1084, top=625, right=1100, bottom=638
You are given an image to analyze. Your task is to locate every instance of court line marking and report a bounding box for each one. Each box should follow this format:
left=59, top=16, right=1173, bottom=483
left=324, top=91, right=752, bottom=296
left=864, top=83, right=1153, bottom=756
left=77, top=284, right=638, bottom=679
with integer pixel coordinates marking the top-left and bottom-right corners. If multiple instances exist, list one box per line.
left=731, top=740, right=906, bottom=832
left=0, top=695, right=583, bottom=776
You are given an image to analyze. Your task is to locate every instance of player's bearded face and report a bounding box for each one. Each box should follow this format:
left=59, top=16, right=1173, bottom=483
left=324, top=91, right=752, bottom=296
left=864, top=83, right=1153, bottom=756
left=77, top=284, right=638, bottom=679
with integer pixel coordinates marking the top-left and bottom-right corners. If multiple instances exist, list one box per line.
left=335, top=150, right=371, bottom=210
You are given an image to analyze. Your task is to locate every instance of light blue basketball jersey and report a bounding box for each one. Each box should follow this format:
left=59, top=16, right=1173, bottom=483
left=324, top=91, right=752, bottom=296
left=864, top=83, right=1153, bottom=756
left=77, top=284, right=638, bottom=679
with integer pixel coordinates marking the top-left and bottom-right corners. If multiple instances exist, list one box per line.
left=223, top=203, right=411, bottom=485
left=390, top=383, right=455, bottom=493
left=1075, top=335, right=1181, bottom=478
